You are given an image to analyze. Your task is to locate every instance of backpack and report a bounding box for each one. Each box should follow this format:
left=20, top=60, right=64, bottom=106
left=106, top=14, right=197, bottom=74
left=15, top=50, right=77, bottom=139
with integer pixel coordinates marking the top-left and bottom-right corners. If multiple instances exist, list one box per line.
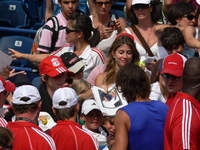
left=31, top=16, right=59, bottom=54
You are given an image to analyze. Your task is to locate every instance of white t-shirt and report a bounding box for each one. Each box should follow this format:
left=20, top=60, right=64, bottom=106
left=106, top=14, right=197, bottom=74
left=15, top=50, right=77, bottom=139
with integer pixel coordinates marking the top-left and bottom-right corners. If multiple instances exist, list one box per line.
left=149, top=81, right=166, bottom=103
left=82, top=125, right=108, bottom=150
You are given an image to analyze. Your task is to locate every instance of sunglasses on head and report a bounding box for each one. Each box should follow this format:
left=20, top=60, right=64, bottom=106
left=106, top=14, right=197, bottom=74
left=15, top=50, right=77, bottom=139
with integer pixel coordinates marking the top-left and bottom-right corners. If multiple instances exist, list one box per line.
left=65, top=27, right=78, bottom=34
left=132, top=4, right=151, bottom=10
left=95, top=1, right=112, bottom=6
left=162, top=73, right=181, bottom=80
left=184, top=14, right=195, bottom=20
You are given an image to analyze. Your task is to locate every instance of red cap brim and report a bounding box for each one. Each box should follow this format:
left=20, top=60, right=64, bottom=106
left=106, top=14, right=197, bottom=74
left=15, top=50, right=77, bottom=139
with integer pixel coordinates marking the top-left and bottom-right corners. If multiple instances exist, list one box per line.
left=4, top=81, right=16, bottom=92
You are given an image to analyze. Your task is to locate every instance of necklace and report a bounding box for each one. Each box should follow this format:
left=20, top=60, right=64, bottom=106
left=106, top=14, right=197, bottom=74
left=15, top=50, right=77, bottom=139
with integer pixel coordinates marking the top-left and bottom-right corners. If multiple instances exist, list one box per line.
left=146, top=26, right=153, bottom=44
left=136, top=25, right=154, bottom=44
left=15, top=117, right=36, bottom=124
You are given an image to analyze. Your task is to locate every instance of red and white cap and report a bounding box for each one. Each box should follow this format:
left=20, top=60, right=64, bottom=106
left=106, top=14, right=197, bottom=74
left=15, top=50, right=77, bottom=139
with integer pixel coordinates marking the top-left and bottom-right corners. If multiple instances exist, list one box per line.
left=0, top=76, right=16, bottom=93
left=161, top=53, right=187, bottom=77
left=39, top=56, right=69, bottom=77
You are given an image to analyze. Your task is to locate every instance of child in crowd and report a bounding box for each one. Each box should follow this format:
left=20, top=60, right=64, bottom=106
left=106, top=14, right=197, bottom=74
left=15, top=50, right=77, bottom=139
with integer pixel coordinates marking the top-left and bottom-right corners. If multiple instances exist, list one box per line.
left=81, top=99, right=108, bottom=150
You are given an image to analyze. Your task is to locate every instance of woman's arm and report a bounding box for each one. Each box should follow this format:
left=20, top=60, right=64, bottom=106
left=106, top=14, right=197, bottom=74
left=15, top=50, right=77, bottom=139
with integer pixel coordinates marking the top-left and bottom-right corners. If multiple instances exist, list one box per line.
left=183, top=26, right=200, bottom=48
left=8, top=48, right=50, bottom=63
left=95, top=73, right=105, bottom=87
left=115, top=17, right=127, bottom=34
left=45, top=0, right=54, bottom=22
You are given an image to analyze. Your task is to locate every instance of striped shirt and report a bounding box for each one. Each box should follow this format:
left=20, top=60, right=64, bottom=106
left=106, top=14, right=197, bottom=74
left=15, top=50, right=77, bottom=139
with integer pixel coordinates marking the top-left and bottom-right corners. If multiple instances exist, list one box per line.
left=37, top=12, right=68, bottom=53
left=7, top=121, right=56, bottom=150
left=48, top=120, right=99, bottom=150
left=0, top=117, right=8, bottom=127
left=164, top=92, right=200, bottom=150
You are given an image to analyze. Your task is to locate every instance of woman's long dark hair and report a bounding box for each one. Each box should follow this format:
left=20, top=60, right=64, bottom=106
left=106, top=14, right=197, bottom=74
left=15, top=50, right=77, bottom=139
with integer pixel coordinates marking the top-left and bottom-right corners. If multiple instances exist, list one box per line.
left=68, top=12, right=100, bottom=47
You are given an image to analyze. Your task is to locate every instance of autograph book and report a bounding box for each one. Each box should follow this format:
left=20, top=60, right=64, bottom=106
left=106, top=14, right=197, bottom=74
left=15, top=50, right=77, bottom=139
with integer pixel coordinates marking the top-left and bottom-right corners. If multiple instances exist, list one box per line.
left=91, top=84, right=128, bottom=116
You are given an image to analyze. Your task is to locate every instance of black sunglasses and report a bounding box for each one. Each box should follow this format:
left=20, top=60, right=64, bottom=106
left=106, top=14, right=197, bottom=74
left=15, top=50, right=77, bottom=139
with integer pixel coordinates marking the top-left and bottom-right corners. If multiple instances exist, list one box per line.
left=162, top=73, right=181, bottom=80
left=184, top=14, right=195, bottom=20
left=132, top=4, right=151, bottom=10
left=3, top=145, right=13, bottom=149
left=95, top=1, right=112, bottom=6
left=65, top=27, right=78, bottom=34
left=65, top=78, right=73, bottom=84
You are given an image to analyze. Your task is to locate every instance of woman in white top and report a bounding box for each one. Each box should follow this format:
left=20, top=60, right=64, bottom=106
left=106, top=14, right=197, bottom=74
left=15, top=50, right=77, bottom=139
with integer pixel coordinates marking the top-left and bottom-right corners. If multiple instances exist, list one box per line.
left=121, top=0, right=166, bottom=73
left=90, top=0, right=126, bottom=56
left=9, top=13, right=106, bottom=80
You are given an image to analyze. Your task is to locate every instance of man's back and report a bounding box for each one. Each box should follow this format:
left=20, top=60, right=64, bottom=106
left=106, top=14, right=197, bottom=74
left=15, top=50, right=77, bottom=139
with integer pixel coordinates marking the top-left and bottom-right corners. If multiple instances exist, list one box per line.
left=7, top=121, right=56, bottom=150
left=48, top=120, right=99, bottom=150
left=164, top=92, right=200, bottom=150
left=120, top=100, right=168, bottom=150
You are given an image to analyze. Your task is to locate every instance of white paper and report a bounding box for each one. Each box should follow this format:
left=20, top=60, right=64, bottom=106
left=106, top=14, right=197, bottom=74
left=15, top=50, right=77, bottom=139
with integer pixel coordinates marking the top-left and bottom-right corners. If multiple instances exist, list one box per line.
left=142, top=56, right=156, bottom=63
left=92, top=84, right=128, bottom=116
left=0, top=50, right=13, bottom=72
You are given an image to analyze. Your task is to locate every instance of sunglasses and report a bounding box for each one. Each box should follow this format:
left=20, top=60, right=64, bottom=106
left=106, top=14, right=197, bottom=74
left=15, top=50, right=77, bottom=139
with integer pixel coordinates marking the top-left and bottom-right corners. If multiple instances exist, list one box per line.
left=162, top=73, right=181, bottom=80
left=95, top=1, right=112, bottom=6
left=3, top=145, right=13, bottom=149
left=65, top=27, right=78, bottom=34
left=132, top=4, right=151, bottom=10
left=65, top=78, right=73, bottom=84
left=183, top=14, right=195, bottom=20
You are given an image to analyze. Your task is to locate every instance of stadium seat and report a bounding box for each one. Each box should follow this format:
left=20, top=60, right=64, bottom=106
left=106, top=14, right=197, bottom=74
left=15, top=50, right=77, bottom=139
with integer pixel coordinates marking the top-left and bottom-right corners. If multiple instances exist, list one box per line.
left=0, top=1, right=28, bottom=27
left=0, top=35, right=33, bottom=68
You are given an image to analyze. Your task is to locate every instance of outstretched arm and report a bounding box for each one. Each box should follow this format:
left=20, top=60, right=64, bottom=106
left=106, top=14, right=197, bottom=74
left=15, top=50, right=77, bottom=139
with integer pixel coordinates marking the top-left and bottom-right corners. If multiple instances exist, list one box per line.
left=8, top=48, right=50, bottom=63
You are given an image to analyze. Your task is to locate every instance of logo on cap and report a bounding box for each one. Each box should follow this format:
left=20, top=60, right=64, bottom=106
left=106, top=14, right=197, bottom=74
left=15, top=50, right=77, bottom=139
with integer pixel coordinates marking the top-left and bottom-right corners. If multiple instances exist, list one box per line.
left=69, top=57, right=78, bottom=64
left=91, top=102, right=96, bottom=106
left=51, top=58, right=60, bottom=67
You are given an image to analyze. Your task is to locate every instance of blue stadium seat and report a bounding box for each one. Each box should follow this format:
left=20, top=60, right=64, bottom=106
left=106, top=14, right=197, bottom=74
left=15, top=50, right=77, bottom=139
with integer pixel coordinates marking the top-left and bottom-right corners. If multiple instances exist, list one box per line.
left=0, top=35, right=33, bottom=68
left=0, top=1, right=28, bottom=27
left=111, top=2, right=126, bottom=19
left=110, top=9, right=125, bottom=19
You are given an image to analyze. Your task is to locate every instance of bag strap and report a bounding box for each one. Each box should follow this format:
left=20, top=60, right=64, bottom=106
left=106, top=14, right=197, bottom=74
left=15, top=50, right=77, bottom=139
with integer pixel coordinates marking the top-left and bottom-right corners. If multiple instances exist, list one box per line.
left=48, top=16, right=59, bottom=53
left=130, top=25, right=154, bottom=57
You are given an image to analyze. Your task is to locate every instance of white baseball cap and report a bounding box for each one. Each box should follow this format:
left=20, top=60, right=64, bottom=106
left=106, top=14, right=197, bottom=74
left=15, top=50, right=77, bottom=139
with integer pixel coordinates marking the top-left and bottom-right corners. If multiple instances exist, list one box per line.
left=52, top=87, right=78, bottom=109
left=12, top=85, right=41, bottom=105
left=81, top=99, right=101, bottom=115
left=132, top=0, right=151, bottom=5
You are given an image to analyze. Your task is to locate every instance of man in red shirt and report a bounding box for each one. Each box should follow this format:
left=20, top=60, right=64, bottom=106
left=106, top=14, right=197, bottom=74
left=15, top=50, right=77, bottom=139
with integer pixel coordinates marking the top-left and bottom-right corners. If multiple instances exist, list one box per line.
left=48, top=87, right=99, bottom=150
left=160, top=53, right=187, bottom=106
left=7, top=85, right=56, bottom=150
left=164, top=57, right=200, bottom=150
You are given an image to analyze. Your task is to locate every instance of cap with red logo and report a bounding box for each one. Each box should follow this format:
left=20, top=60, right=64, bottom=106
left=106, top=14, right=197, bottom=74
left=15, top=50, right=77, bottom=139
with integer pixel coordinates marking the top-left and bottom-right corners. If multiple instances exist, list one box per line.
left=39, top=56, right=69, bottom=77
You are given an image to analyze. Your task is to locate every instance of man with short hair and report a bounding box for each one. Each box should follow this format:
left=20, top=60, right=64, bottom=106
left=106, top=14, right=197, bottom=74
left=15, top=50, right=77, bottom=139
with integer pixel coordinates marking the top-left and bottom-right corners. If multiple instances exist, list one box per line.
left=160, top=27, right=185, bottom=56
left=48, top=87, right=99, bottom=150
left=164, top=57, right=200, bottom=150
left=160, top=53, right=187, bottom=106
left=0, top=76, right=15, bottom=127
left=7, top=85, right=56, bottom=149
left=38, top=0, right=79, bottom=53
